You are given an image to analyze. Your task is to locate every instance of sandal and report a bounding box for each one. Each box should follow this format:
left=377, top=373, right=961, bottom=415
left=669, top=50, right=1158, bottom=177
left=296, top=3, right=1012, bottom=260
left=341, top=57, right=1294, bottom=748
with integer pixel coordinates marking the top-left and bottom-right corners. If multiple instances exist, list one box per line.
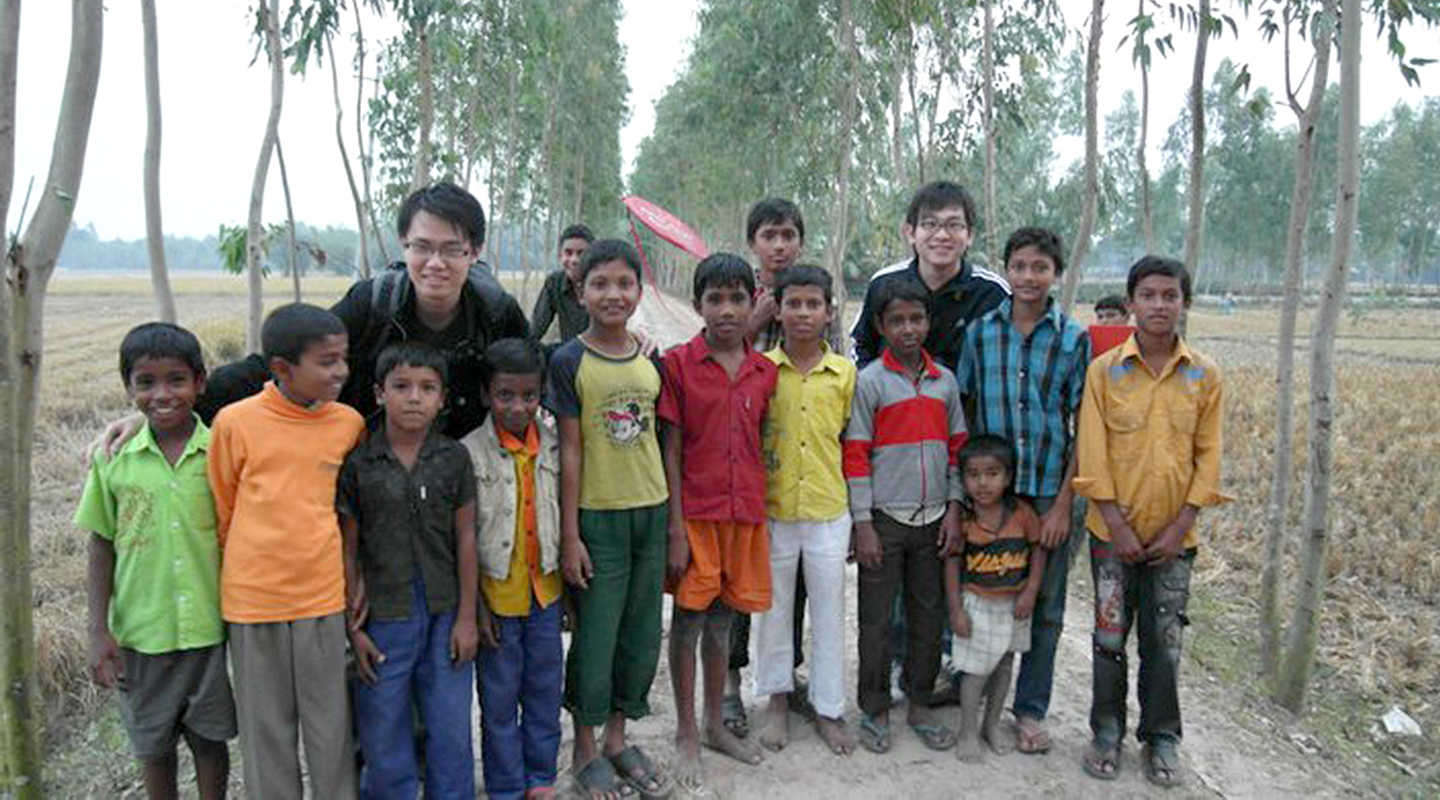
left=1144, top=740, right=1184, bottom=788
left=573, top=757, right=634, bottom=800
left=858, top=714, right=892, bottom=754
left=609, top=744, right=674, bottom=800
left=1082, top=742, right=1121, bottom=781
left=721, top=693, right=749, bottom=738
left=1014, top=716, right=1052, bottom=754
left=910, top=722, right=958, bottom=752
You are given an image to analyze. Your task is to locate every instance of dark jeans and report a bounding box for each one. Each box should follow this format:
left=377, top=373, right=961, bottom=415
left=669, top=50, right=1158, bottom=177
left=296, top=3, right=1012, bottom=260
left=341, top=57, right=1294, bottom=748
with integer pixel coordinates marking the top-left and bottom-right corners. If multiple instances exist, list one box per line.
left=1089, top=535, right=1195, bottom=750
left=729, top=570, right=805, bottom=672
left=479, top=601, right=563, bottom=799
left=1012, top=495, right=1082, bottom=721
left=858, top=512, right=944, bottom=716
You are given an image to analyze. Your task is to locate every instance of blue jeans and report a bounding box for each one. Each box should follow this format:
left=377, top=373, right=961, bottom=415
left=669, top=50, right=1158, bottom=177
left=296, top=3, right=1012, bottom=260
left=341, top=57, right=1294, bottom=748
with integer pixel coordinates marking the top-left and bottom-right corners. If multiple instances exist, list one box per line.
left=480, top=600, right=563, bottom=799
left=1012, top=495, right=1081, bottom=721
left=353, top=574, right=475, bottom=800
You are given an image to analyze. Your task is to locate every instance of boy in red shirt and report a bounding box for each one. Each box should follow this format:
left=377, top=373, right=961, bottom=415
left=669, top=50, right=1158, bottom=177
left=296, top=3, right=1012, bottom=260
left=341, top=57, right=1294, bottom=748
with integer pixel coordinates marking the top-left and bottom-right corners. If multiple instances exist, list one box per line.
left=660, top=253, right=779, bottom=791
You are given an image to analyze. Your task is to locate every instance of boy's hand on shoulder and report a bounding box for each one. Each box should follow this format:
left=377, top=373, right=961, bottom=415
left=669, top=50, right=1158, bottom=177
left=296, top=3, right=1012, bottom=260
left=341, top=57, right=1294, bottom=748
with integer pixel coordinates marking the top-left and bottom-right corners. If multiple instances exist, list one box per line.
left=451, top=614, right=479, bottom=665
left=88, top=629, right=123, bottom=688
left=1014, top=590, right=1037, bottom=621
left=950, top=606, right=972, bottom=639
left=349, top=629, right=386, bottom=685
left=562, top=536, right=593, bottom=589
left=86, top=413, right=144, bottom=466
left=666, top=520, right=691, bottom=588
left=853, top=521, right=883, bottom=570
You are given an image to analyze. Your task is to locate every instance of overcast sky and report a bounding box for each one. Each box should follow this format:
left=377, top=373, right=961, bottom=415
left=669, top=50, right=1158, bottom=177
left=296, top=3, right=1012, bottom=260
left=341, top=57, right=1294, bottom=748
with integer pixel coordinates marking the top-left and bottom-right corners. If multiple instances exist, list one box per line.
left=6, top=1, right=1434, bottom=241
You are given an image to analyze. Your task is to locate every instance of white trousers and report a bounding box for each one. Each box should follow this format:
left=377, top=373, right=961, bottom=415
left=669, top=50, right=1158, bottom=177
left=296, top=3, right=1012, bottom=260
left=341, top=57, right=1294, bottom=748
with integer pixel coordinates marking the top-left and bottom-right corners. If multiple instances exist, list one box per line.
left=752, top=513, right=851, bottom=719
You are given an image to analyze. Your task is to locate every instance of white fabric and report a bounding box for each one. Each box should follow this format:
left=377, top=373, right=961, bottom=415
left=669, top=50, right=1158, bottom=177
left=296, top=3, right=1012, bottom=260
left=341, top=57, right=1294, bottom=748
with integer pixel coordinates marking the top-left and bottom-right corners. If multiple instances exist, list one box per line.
left=949, top=591, right=1032, bottom=676
left=752, top=513, right=851, bottom=719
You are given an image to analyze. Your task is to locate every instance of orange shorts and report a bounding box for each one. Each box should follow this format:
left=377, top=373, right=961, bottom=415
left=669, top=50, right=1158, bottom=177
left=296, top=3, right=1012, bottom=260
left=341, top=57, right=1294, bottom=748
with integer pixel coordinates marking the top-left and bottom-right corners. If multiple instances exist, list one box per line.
left=670, top=520, right=772, bottom=613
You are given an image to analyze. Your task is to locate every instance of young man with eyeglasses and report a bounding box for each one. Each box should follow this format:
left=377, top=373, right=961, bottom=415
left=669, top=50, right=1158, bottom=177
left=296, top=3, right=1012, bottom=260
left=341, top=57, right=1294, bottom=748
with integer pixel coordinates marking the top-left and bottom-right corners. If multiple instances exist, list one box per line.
left=850, top=181, right=1009, bottom=372
left=90, top=183, right=530, bottom=456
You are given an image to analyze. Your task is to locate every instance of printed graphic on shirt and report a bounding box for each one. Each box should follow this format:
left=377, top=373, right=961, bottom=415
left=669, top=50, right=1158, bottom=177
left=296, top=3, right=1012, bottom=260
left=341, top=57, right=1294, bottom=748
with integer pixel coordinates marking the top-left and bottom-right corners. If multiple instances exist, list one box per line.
left=963, top=537, right=1030, bottom=590
left=599, top=395, right=652, bottom=447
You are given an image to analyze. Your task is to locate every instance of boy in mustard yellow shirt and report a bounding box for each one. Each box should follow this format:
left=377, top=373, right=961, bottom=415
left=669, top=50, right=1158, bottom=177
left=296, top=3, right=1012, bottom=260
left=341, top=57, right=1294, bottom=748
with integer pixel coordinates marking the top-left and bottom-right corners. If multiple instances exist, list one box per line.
left=208, top=303, right=365, bottom=798
left=1073, top=257, right=1226, bottom=789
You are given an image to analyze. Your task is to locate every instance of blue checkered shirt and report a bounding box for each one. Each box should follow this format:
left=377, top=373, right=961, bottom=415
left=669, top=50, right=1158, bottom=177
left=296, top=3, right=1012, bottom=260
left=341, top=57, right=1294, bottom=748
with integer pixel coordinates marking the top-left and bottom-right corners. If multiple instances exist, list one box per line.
left=954, top=299, right=1091, bottom=498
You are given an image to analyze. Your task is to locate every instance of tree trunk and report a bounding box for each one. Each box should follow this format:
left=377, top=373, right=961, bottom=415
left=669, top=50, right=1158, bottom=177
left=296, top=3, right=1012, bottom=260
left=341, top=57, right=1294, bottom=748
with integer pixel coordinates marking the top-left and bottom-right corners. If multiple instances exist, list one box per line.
left=0, top=0, right=14, bottom=236
left=1137, top=0, right=1154, bottom=253
left=1259, top=0, right=1334, bottom=686
left=246, top=0, right=283, bottom=352
left=1183, top=0, right=1211, bottom=297
left=891, top=53, right=905, bottom=184
left=411, top=10, right=433, bottom=190
left=353, top=3, right=388, bottom=265
left=905, top=23, right=925, bottom=184
left=1060, top=0, right=1104, bottom=313
left=981, top=0, right=999, bottom=270
left=328, top=38, right=368, bottom=278
left=275, top=137, right=300, bottom=302
left=1276, top=0, right=1358, bottom=715
left=825, top=0, right=859, bottom=314
left=140, top=0, right=175, bottom=322
left=1, top=3, right=103, bottom=794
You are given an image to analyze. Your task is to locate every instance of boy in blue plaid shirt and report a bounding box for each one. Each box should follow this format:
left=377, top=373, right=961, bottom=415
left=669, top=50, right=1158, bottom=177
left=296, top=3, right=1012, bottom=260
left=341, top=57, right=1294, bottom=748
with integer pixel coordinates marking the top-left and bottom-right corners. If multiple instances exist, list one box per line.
left=954, top=227, right=1089, bottom=754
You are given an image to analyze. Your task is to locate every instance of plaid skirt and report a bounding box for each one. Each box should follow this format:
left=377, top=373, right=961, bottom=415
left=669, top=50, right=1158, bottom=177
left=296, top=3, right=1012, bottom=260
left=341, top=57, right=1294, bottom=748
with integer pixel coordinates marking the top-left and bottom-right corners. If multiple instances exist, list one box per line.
left=950, top=591, right=1032, bottom=676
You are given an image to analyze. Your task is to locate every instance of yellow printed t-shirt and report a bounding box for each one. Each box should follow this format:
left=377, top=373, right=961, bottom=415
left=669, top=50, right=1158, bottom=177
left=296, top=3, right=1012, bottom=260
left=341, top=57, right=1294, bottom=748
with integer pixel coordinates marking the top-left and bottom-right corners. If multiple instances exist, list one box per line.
left=482, top=423, right=563, bottom=616
left=762, top=344, right=856, bottom=521
left=208, top=382, right=365, bottom=623
left=545, top=337, right=668, bottom=510
left=1073, top=335, right=1227, bottom=547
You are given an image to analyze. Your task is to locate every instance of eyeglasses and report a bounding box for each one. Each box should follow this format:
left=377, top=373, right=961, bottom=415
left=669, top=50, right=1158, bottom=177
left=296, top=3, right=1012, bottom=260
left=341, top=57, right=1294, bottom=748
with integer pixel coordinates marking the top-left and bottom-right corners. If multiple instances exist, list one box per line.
left=406, top=241, right=472, bottom=262
left=917, top=218, right=968, bottom=235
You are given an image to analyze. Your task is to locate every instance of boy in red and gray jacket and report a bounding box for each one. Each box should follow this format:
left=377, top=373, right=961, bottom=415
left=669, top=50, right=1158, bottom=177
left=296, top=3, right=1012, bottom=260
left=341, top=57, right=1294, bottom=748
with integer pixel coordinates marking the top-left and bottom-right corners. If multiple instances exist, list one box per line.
left=844, top=276, right=968, bottom=755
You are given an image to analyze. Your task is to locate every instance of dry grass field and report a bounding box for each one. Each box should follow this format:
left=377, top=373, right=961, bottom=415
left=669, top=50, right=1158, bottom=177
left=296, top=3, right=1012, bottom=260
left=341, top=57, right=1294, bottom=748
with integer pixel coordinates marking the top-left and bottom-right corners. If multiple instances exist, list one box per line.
left=24, top=274, right=1440, bottom=794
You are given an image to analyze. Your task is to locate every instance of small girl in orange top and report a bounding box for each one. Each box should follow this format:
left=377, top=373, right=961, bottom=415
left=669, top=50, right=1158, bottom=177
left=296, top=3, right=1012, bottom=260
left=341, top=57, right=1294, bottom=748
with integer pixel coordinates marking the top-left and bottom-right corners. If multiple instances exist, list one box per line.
left=944, top=434, right=1048, bottom=763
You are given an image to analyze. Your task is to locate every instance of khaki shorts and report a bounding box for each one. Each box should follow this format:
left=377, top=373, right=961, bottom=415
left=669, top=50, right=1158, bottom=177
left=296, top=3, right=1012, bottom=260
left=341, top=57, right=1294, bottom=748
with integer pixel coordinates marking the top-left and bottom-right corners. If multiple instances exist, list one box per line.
left=118, top=644, right=237, bottom=761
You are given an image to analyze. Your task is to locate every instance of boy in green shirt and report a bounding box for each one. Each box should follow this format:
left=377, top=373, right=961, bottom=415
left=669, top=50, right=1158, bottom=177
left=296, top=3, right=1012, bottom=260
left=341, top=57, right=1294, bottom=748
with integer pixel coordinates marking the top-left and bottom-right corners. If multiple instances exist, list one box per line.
left=78, top=322, right=235, bottom=800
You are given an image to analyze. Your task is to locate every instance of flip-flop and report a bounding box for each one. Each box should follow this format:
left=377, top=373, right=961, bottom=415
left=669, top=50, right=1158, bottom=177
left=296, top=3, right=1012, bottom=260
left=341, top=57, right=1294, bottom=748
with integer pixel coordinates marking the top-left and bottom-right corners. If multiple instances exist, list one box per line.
left=1144, top=740, right=1184, bottom=788
left=609, top=744, right=674, bottom=800
left=910, top=722, right=958, bottom=751
left=721, top=693, right=749, bottom=738
left=1014, top=716, right=1052, bottom=754
left=858, top=714, right=892, bottom=754
left=1082, top=742, right=1121, bottom=781
left=573, top=757, right=634, bottom=800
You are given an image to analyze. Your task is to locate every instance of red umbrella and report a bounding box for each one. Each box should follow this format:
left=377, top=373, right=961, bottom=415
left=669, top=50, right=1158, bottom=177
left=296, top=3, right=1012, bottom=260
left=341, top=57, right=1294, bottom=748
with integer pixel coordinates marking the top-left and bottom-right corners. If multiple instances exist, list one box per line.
left=622, top=196, right=710, bottom=279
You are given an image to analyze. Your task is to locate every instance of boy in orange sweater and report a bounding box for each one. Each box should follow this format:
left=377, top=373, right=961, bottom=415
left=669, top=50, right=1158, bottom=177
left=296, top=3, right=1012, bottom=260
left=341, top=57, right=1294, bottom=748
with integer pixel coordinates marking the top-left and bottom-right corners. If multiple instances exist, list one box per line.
left=207, top=303, right=365, bottom=798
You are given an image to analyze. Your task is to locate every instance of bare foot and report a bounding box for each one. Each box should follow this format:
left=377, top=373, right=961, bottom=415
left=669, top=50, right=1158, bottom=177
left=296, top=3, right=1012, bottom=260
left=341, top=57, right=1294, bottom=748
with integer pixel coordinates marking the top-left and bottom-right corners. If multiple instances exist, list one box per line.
left=704, top=721, right=764, bottom=765
left=674, top=732, right=705, bottom=795
left=955, top=734, right=985, bottom=764
left=982, top=721, right=1013, bottom=756
left=815, top=715, right=855, bottom=755
left=758, top=698, right=788, bottom=752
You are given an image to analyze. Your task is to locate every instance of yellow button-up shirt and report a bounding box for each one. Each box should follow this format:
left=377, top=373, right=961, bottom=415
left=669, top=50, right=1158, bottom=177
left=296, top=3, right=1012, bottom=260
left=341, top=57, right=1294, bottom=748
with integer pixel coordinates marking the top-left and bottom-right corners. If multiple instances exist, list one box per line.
left=1073, top=335, right=1227, bottom=547
left=482, top=424, right=563, bottom=616
left=762, top=344, right=856, bottom=521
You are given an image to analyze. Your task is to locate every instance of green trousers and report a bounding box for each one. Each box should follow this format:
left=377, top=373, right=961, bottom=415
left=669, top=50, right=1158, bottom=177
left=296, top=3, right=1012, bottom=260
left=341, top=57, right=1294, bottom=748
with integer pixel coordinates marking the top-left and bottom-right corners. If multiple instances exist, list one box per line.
left=564, top=503, right=668, bottom=727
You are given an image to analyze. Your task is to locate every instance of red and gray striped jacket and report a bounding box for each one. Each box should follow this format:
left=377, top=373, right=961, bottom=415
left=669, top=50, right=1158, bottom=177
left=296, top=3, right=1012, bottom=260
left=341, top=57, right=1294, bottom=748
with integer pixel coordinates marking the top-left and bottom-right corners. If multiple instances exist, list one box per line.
left=843, top=348, right=968, bottom=524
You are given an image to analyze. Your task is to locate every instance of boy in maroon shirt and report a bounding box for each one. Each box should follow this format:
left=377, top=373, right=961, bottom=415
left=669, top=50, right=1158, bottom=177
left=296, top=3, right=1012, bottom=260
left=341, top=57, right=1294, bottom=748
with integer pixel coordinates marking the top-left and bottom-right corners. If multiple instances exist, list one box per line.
left=660, top=253, right=779, bottom=791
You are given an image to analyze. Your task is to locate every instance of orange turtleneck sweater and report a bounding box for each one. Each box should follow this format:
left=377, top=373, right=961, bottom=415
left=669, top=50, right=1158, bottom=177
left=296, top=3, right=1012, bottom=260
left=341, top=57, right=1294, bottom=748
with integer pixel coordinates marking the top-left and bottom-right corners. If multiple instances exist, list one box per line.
left=207, top=382, right=364, bottom=623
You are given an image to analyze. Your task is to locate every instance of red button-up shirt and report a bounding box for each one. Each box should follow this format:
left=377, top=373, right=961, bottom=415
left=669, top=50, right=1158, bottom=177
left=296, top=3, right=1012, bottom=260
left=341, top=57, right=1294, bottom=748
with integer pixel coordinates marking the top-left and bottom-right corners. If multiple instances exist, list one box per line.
left=658, top=333, right=778, bottom=523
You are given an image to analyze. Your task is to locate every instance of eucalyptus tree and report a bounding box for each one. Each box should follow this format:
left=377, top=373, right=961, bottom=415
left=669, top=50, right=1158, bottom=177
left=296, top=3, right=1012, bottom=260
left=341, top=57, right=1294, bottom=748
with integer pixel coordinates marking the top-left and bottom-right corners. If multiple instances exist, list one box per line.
left=140, top=0, right=175, bottom=321
left=1, top=2, right=104, bottom=794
